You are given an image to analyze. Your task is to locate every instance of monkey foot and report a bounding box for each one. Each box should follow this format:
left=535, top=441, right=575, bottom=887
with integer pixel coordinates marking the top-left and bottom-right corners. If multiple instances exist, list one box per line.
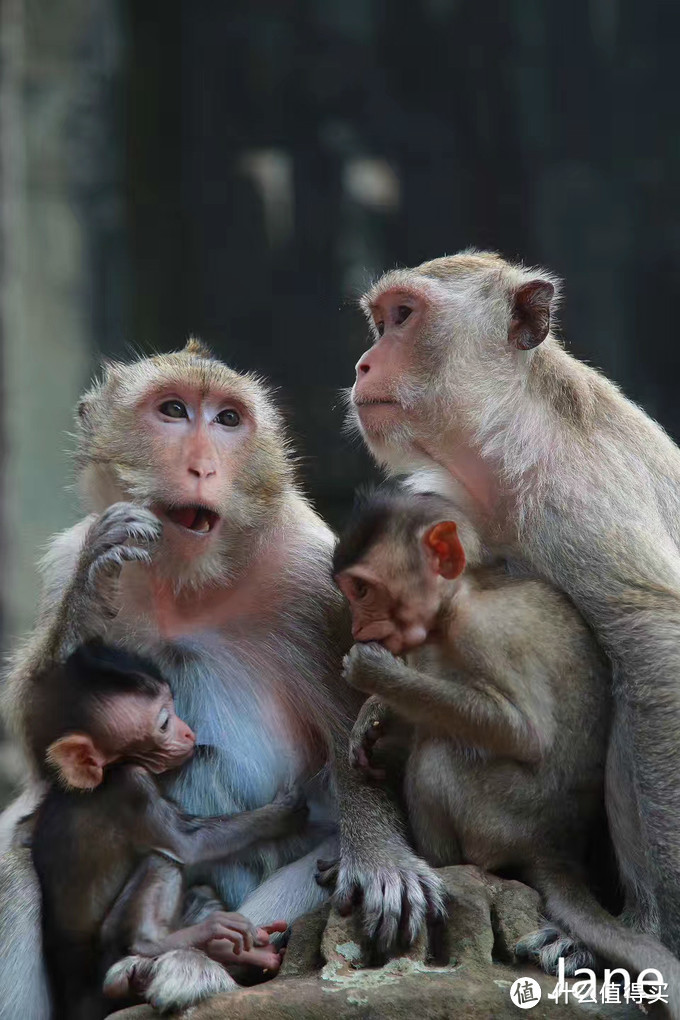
left=515, top=924, right=599, bottom=976
left=104, top=948, right=237, bottom=1012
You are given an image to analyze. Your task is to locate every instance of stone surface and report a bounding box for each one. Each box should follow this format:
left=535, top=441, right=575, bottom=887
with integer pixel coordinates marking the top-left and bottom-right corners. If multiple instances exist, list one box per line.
left=110, top=866, right=641, bottom=1020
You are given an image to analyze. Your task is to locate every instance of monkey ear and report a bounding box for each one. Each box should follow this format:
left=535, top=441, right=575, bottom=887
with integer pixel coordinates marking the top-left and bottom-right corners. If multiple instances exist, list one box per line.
left=423, top=522, right=466, bottom=579
left=508, top=280, right=555, bottom=350
left=46, top=735, right=106, bottom=790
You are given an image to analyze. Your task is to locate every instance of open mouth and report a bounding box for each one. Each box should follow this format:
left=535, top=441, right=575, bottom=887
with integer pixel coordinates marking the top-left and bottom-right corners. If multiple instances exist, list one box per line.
left=164, top=505, right=220, bottom=534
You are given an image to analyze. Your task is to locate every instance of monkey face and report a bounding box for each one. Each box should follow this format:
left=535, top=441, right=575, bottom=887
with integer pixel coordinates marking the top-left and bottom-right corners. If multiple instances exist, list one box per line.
left=349, top=253, right=557, bottom=469
left=76, top=344, right=294, bottom=586
left=47, top=686, right=196, bottom=789
left=336, top=557, right=442, bottom=656
left=96, top=686, right=197, bottom=775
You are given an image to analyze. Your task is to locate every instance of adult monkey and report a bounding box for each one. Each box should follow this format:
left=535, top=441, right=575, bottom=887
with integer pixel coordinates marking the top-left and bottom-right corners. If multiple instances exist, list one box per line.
left=0, top=340, right=443, bottom=1018
left=348, top=250, right=680, bottom=960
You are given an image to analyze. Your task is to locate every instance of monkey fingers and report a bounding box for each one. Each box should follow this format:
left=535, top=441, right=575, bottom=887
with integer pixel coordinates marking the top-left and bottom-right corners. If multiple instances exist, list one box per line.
left=206, top=939, right=282, bottom=971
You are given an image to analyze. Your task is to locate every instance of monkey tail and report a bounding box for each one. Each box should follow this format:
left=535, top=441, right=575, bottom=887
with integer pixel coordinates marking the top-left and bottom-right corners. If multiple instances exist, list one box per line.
left=536, top=864, right=680, bottom=1019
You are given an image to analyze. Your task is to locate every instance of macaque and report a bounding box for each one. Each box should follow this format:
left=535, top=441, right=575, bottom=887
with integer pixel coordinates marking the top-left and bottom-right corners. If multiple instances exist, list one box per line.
left=0, top=341, right=441, bottom=1019
left=348, top=250, right=680, bottom=959
left=28, top=640, right=305, bottom=1020
left=333, top=486, right=680, bottom=1009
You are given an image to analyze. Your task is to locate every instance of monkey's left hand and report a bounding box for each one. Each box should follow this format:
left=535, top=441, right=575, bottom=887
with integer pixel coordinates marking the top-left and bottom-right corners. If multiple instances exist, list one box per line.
left=342, top=642, right=400, bottom=694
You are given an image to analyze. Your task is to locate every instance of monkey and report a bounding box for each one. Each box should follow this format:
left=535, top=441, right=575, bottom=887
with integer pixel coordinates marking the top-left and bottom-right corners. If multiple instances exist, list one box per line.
left=0, top=340, right=444, bottom=1019
left=346, top=249, right=680, bottom=966
left=27, top=639, right=307, bottom=1020
left=331, top=484, right=680, bottom=1014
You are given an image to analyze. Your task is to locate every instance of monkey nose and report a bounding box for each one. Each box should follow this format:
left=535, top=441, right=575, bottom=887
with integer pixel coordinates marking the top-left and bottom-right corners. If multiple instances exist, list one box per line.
left=184, top=726, right=196, bottom=743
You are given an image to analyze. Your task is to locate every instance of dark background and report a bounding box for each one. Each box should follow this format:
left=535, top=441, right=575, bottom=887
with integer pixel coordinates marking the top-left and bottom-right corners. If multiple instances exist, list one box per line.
left=0, top=0, right=679, bottom=802
left=107, top=0, right=680, bottom=529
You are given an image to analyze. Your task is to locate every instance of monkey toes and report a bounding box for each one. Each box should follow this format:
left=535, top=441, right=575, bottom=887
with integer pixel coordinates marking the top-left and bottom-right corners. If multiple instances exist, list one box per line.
left=515, top=924, right=599, bottom=976
left=104, top=948, right=237, bottom=1012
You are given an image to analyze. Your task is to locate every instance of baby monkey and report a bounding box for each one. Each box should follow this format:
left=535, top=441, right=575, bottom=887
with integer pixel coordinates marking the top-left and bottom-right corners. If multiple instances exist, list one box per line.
left=26, top=641, right=307, bottom=1020
left=332, top=485, right=680, bottom=994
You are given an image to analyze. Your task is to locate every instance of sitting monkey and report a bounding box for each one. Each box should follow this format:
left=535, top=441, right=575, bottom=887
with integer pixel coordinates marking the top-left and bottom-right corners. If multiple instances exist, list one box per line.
left=26, top=641, right=307, bottom=1020
left=331, top=485, right=680, bottom=997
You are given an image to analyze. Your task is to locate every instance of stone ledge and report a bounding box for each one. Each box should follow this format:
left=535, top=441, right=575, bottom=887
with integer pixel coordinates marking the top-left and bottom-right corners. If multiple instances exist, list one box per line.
left=109, top=866, right=641, bottom=1020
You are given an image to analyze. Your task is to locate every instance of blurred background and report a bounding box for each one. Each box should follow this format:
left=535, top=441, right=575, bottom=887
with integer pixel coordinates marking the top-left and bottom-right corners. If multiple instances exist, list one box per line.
left=1, top=1, right=680, bottom=782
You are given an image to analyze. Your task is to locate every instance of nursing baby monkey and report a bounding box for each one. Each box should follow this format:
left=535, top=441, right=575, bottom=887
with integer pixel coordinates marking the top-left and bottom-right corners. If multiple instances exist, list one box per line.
left=28, top=641, right=305, bottom=1020
left=1, top=340, right=441, bottom=1019
left=332, top=486, right=680, bottom=1009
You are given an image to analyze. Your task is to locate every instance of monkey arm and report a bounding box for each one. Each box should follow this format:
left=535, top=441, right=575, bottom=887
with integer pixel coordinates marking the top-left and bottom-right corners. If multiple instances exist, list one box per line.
left=138, top=778, right=308, bottom=867
left=4, top=507, right=161, bottom=746
left=327, top=739, right=447, bottom=952
left=344, top=643, right=549, bottom=764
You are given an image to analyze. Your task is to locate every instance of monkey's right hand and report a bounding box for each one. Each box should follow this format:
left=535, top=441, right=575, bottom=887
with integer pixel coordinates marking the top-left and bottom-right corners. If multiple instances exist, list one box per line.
left=316, top=842, right=447, bottom=953
left=71, top=503, right=162, bottom=622
left=349, top=695, right=391, bottom=781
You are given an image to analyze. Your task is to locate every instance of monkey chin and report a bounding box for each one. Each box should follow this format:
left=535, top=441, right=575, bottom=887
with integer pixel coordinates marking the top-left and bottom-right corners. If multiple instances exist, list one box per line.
left=347, top=403, right=423, bottom=470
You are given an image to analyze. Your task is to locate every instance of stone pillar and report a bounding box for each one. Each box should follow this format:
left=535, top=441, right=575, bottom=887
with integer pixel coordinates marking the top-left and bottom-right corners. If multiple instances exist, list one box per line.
left=0, top=0, right=124, bottom=645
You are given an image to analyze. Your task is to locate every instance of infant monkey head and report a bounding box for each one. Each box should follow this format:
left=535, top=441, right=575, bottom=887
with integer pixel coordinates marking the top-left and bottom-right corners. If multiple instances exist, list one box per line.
left=29, top=641, right=196, bottom=790
left=333, top=486, right=466, bottom=655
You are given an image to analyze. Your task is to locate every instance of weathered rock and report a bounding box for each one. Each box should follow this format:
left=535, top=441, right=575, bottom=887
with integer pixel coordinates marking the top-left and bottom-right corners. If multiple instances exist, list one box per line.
left=109, top=868, right=642, bottom=1020
left=279, top=902, right=330, bottom=978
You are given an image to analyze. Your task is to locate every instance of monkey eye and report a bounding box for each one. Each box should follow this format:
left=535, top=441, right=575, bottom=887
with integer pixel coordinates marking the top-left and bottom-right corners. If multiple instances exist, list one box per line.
left=158, top=708, right=170, bottom=733
left=214, top=408, right=241, bottom=427
left=376, top=321, right=385, bottom=337
left=159, top=400, right=188, bottom=419
left=353, top=577, right=370, bottom=599
left=395, top=305, right=412, bottom=325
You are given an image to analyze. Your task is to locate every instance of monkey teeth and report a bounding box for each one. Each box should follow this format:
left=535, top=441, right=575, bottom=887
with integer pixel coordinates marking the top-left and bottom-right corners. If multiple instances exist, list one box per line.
left=165, top=506, right=219, bottom=534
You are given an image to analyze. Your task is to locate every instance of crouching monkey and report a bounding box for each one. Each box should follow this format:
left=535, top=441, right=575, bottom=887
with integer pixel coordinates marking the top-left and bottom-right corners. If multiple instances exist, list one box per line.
left=333, top=485, right=680, bottom=1017
left=0, top=340, right=444, bottom=1019
left=348, top=251, right=680, bottom=962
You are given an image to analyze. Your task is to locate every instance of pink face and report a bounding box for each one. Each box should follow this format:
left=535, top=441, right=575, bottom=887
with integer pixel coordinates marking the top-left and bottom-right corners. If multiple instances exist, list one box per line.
left=96, top=687, right=197, bottom=774
left=336, top=559, right=440, bottom=657
left=335, top=522, right=466, bottom=657
left=351, top=288, right=425, bottom=434
left=138, top=386, right=252, bottom=549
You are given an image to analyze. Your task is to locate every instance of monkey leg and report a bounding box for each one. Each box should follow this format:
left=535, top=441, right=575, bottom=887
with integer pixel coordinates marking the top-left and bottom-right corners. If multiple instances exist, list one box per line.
left=0, top=846, right=51, bottom=1020
left=237, top=837, right=337, bottom=930
left=606, top=698, right=661, bottom=938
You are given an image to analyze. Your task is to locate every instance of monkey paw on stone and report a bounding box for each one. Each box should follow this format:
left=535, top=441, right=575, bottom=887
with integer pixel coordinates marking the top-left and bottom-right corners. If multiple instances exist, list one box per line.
left=342, top=642, right=399, bottom=694
left=317, top=841, right=447, bottom=953
left=515, top=924, right=599, bottom=976
left=76, top=502, right=162, bottom=619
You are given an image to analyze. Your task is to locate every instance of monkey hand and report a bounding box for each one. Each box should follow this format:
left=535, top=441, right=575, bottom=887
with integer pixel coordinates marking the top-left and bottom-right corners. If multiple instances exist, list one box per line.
left=318, top=840, right=447, bottom=953
left=72, top=503, right=162, bottom=622
left=349, top=695, right=391, bottom=780
left=342, top=642, right=400, bottom=694
left=272, top=782, right=309, bottom=832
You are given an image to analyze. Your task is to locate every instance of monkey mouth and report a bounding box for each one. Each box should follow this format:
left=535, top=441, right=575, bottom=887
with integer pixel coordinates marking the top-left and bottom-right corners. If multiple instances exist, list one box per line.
left=164, top=505, right=220, bottom=535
